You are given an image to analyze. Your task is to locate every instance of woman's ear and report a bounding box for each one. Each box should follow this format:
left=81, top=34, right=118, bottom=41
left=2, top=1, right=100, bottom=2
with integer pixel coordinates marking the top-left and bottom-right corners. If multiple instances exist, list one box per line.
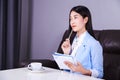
left=84, top=17, right=88, bottom=24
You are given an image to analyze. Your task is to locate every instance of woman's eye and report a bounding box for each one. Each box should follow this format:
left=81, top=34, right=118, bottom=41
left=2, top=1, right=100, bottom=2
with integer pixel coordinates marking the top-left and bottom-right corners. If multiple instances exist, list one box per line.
left=74, top=16, right=77, bottom=19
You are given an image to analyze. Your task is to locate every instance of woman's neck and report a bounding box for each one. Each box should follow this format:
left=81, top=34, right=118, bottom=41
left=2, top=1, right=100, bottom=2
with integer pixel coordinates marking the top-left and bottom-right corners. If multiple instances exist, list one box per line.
left=76, top=28, right=86, bottom=37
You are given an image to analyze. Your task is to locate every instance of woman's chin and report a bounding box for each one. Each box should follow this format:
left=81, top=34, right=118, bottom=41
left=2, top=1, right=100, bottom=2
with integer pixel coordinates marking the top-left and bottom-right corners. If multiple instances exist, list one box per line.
left=72, top=29, right=77, bottom=32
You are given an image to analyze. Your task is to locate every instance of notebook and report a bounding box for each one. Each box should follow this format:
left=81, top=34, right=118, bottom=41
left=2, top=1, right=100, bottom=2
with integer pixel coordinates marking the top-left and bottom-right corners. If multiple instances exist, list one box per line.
left=52, top=52, right=76, bottom=70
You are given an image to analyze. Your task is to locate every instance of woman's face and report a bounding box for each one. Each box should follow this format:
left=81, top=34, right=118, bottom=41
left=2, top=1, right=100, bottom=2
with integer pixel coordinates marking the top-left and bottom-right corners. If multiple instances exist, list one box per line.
left=70, top=11, right=88, bottom=34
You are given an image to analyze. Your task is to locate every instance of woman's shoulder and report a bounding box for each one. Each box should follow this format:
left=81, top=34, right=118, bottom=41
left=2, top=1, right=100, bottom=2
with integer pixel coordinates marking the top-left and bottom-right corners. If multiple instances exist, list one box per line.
left=85, top=32, right=101, bottom=45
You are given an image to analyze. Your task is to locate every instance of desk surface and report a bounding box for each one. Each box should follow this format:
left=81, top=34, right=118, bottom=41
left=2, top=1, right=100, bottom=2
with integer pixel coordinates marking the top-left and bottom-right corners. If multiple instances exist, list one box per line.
left=0, top=67, right=103, bottom=80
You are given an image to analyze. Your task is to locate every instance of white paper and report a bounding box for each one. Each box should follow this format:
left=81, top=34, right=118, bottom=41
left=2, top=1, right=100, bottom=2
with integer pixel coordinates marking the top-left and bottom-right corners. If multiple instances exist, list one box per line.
left=52, top=52, right=75, bottom=70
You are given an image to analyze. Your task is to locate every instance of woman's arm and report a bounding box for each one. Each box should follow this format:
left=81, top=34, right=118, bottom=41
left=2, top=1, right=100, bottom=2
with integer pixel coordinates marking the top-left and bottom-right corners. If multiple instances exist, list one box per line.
left=90, top=41, right=103, bottom=78
left=64, top=61, right=92, bottom=76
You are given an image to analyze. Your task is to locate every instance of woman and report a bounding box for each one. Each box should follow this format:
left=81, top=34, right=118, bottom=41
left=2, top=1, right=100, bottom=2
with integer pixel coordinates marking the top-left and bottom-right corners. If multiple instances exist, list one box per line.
left=61, top=5, right=103, bottom=78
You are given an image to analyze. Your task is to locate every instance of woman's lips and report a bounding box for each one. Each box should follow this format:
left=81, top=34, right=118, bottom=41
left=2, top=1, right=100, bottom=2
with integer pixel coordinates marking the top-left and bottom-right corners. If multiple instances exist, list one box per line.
left=71, top=25, right=77, bottom=31
left=71, top=25, right=76, bottom=28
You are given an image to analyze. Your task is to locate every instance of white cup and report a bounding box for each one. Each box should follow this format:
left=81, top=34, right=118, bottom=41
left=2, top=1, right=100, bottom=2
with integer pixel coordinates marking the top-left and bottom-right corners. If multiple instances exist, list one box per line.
left=28, top=62, right=42, bottom=71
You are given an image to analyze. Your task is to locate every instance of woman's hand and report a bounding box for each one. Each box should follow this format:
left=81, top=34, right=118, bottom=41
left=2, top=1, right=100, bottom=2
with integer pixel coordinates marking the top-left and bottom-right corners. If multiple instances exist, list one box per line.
left=64, top=61, right=91, bottom=76
left=61, top=38, right=71, bottom=55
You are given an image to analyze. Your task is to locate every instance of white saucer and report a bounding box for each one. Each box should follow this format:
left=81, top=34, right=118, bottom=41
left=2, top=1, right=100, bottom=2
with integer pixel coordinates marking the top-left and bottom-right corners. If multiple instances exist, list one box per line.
left=28, top=68, right=45, bottom=73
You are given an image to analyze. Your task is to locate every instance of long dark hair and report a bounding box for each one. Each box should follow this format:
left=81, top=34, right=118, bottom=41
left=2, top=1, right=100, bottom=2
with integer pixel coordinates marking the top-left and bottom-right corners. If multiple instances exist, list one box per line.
left=68, top=5, right=95, bottom=39
left=57, top=5, right=95, bottom=53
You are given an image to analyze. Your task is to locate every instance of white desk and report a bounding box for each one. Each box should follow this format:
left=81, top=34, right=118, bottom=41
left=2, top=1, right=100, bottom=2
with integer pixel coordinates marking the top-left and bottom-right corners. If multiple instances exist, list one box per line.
left=0, top=67, right=103, bottom=80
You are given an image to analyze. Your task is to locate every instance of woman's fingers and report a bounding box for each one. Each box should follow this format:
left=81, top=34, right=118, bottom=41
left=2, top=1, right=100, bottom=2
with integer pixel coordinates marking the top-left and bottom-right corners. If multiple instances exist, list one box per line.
left=76, top=62, right=81, bottom=66
left=64, top=39, right=70, bottom=46
left=64, top=61, right=77, bottom=72
left=64, top=61, right=73, bottom=68
left=64, top=61, right=81, bottom=71
left=61, top=38, right=71, bottom=54
left=62, top=41, right=69, bottom=48
left=65, top=38, right=70, bottom=41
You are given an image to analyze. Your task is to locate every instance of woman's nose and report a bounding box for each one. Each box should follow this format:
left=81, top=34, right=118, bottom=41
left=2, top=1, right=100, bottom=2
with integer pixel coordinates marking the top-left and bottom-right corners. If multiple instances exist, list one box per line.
left=71, top=21, right=75, bottom=25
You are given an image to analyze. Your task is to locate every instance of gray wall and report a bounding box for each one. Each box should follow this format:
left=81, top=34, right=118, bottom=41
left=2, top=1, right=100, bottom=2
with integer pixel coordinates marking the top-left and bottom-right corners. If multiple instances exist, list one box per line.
left=30, top=0, right=120, bottom=60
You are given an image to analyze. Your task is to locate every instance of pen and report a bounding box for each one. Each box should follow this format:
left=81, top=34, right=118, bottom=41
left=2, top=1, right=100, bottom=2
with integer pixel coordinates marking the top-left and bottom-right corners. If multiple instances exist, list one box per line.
left=68, top=30, right=73, bottom=39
